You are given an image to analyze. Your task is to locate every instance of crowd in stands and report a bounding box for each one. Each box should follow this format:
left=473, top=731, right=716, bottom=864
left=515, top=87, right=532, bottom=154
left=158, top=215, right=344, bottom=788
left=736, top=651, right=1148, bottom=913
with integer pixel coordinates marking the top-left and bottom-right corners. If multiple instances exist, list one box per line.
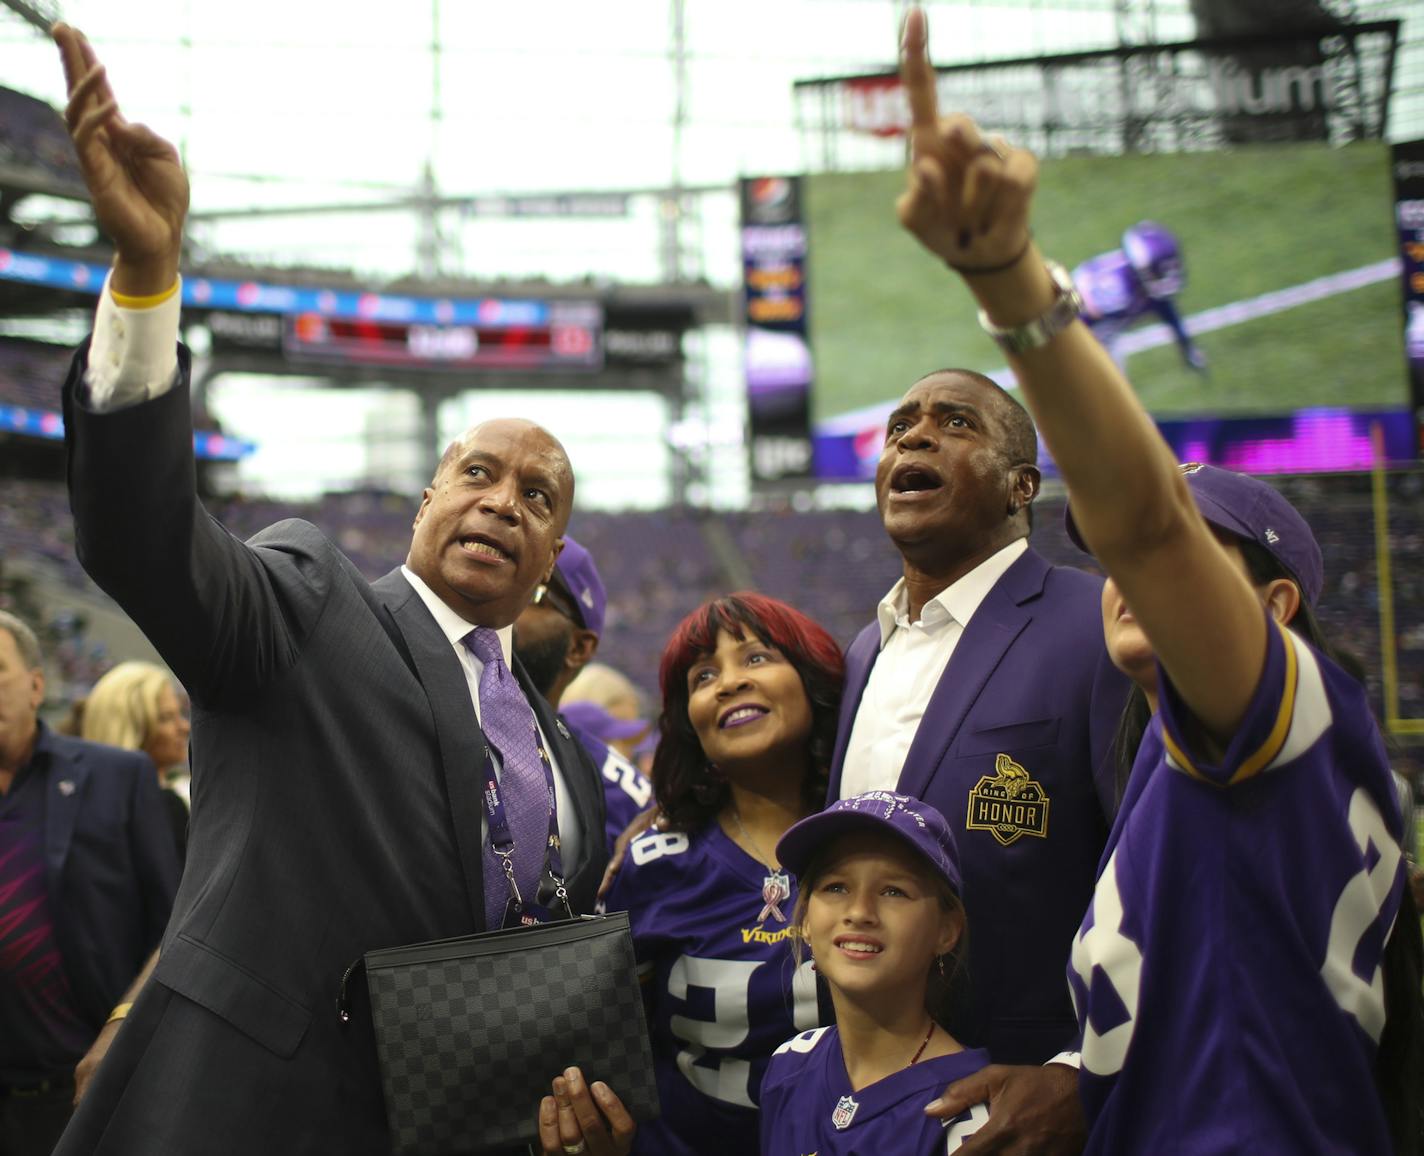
left=4, top=470, right=1423, bottom=790
left=0, top=84, right=86, bottom=194
left=0, top=340, right=79, bottom=412
left=0, top=538, right=111, bottom=713
left=0, top=339, right=220, bottom=429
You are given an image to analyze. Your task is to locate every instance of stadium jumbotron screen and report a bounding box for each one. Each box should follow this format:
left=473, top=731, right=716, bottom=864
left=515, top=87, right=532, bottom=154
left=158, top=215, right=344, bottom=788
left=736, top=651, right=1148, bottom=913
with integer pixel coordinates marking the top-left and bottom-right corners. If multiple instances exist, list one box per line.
left=807, top=141, right=1405, bottom=478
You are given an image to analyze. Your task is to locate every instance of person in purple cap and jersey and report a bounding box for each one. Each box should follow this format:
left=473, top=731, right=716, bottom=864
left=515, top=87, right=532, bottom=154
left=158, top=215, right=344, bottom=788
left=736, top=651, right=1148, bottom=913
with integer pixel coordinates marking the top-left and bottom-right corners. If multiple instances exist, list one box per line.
left=760, top=791, right=993, bottom=1155
left=893, top=9, right=1423, bottom=1153
left=514, top=535, right=653, bottom=854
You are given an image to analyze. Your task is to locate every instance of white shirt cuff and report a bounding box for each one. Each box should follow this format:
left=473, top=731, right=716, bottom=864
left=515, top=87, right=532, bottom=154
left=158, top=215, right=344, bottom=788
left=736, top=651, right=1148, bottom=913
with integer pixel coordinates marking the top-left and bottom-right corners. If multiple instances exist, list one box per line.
left=1045, top=1051, right=1082, bottom=1070
left=84, top=272, right=183, bottom=411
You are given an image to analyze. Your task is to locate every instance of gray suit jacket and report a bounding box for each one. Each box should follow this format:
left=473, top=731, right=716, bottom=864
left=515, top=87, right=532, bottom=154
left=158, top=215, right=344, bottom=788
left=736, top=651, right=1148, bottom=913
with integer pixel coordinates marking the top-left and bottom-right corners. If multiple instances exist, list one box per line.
left=57, top=343, right=608, bottom=1155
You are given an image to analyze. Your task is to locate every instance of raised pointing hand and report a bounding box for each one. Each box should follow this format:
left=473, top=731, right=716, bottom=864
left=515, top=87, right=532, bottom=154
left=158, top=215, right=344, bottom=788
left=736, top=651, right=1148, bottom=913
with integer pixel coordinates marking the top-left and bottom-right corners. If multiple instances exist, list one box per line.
left=52, top=23, right=188, bottom=297
left=894, top=7, right=1037, bottom=274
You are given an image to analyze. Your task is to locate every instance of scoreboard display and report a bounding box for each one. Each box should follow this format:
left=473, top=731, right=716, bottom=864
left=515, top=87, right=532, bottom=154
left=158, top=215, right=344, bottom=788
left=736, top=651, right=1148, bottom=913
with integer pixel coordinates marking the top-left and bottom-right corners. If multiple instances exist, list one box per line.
left=0, top=249, right=607, bottom=374
left=282, top=302, right=602, bottom=371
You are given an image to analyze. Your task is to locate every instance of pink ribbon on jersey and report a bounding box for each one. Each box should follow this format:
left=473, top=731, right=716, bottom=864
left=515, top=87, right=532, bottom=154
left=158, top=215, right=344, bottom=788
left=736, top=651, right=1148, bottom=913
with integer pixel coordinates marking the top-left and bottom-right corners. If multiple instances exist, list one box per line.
left=760, top=874, right=788, bottom=923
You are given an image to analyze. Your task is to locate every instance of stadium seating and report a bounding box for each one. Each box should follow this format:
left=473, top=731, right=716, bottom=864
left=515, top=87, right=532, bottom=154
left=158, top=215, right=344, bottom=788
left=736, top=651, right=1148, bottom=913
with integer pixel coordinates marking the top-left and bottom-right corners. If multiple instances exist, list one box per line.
left=0, top=339, right=222, bottom=429
left=0, top=340, right=73, bottom=412
left=4, top=474, right=1422, bottom=738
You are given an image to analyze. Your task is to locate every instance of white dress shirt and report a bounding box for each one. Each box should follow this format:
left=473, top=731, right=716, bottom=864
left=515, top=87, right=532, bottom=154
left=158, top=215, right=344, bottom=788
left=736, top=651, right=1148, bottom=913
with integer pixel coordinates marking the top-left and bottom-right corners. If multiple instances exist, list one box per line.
left=840, top=538, right=1029, bottom=799
left=86, top=272, right=183, bottom=407
left=83, top=278, right=580, bottom=869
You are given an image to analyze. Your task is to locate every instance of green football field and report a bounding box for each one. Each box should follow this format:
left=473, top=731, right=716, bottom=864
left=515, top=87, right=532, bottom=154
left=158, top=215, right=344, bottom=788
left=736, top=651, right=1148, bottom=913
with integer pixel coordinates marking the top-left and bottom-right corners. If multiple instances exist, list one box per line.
left=805, top=142, right=1405, bottom=422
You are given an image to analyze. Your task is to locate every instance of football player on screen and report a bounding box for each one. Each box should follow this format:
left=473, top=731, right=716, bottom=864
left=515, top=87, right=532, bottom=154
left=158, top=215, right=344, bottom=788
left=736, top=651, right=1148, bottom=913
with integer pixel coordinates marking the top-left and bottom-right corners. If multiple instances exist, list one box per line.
left=1073, top=220, right=1209, bottom=374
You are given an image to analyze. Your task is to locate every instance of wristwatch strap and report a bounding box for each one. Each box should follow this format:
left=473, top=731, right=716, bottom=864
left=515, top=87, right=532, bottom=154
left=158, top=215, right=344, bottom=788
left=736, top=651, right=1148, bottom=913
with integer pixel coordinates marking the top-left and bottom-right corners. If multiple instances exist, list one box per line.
left=977, top=261, right=1083, bottom=354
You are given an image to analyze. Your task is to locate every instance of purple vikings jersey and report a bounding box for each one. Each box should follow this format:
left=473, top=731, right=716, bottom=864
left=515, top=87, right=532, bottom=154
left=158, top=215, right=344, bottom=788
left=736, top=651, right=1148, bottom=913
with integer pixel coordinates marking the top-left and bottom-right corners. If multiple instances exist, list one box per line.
left=563, top=717, right=653, bottom=855
left=760, top=1026, right=991, bottom=1155
left=604, top=821, right=826, bottom=1155
left=1069, top=613, right=1406, bottom=1154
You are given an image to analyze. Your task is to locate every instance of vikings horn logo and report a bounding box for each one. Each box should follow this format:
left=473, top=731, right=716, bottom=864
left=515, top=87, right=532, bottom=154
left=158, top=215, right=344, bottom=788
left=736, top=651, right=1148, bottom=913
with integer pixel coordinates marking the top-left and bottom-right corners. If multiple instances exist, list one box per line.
left=966, top=753, right=1051, bottom=846
left=995, top=753, right=1031, bottom=798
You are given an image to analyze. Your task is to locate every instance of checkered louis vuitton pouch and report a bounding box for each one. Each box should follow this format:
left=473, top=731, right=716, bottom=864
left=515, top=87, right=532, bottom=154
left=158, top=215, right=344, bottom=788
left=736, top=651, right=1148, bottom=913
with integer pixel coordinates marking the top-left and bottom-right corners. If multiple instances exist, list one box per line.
left=342, top=913, right=658, bottom=1155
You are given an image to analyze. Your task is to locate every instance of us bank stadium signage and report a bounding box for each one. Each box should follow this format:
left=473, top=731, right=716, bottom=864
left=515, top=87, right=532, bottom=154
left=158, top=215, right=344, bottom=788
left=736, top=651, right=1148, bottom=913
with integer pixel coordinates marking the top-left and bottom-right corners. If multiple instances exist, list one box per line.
left=794, top=21, right=1399, bottom=158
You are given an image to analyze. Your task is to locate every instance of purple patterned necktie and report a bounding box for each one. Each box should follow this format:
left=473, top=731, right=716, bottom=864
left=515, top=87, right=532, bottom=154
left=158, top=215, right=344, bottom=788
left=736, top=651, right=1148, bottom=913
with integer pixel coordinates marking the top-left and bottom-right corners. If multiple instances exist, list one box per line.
left=464, top=626, right=550, bottom=929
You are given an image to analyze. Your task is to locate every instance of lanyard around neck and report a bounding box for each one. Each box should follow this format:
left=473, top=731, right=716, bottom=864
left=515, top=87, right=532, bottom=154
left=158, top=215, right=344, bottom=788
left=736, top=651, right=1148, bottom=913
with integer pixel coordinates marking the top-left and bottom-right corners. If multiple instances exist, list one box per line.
left=478, top=726, right=568, bottom=914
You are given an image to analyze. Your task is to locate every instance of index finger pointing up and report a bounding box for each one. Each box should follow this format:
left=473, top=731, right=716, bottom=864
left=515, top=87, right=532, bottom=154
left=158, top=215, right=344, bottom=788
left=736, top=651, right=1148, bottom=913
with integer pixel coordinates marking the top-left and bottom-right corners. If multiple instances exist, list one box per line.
left=899, top=7, right=940, bottom=158
left=52, top=23, right=88, bottom=95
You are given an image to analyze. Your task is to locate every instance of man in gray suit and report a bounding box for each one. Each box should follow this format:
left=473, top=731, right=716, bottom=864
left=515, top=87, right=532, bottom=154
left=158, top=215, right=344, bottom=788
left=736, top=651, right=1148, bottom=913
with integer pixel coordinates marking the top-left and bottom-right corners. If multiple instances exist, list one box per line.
left=51, top=24, right=627, bottom=1156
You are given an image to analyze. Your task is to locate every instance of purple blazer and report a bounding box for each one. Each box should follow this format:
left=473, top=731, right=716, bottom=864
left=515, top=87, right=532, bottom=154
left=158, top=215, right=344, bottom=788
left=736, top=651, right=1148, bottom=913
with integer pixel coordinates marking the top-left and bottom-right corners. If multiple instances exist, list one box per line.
left=830, top=546, right=1128, bottom=1064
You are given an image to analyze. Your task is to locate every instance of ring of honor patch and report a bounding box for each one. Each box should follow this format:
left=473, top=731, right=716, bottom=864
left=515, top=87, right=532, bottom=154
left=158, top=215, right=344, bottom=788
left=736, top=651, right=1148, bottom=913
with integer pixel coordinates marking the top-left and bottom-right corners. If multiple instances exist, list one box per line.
left=966, top=753, right=1050, bottom=846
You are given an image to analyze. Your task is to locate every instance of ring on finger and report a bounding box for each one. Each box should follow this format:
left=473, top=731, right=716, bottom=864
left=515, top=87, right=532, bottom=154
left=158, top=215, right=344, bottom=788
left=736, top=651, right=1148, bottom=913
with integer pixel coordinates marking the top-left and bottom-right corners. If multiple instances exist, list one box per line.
left=562, top=1143, right=586, bottom=1155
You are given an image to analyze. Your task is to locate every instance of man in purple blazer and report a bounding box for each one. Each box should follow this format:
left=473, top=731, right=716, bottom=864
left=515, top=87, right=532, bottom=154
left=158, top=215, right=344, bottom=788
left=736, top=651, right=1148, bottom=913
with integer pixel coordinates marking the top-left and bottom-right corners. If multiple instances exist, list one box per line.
left=831, top=367, right=1128, bottom=1152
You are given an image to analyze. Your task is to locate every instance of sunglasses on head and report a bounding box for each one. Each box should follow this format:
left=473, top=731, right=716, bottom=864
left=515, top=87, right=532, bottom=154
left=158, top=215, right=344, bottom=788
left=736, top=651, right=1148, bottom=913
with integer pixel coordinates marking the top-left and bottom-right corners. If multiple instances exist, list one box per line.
left=532, top=579, right=585, bottom=629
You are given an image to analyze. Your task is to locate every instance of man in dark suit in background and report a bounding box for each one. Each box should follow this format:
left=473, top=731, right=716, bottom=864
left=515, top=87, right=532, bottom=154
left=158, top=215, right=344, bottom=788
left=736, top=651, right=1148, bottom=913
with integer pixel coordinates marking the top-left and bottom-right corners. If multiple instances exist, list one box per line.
left=0, top=611, right=178, bottom=1156
left=831, top=367, right=1128, bottom=1153
left=51, top=25, right=623, bottom=1156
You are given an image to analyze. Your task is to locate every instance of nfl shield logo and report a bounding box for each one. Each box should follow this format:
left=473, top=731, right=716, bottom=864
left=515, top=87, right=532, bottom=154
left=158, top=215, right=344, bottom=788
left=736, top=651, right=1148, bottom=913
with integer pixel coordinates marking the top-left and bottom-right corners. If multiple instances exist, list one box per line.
left=831, top=1095, right=859, bottom=1130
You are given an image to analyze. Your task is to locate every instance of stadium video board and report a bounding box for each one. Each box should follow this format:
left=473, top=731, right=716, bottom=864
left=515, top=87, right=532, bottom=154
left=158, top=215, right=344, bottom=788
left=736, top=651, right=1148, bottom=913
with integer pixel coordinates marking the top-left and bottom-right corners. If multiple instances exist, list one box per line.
left=807, top=141, right=1407, bottom=480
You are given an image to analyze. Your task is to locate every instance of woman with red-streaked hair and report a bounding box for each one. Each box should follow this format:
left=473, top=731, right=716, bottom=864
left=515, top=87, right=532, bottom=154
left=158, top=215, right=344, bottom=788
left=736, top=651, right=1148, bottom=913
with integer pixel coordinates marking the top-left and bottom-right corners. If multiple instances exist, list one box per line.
left=600, top=593, right=844, bottom=1156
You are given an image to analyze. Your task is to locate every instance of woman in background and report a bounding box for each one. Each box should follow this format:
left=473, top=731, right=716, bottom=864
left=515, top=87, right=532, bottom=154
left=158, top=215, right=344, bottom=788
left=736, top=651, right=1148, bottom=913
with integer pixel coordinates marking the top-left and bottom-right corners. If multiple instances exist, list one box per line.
left=82, top=660, right=190, bottom=862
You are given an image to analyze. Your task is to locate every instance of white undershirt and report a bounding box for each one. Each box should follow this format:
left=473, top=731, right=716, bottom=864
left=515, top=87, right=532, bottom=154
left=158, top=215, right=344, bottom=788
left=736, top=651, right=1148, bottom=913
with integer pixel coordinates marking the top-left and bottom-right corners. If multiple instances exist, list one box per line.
left=839, top=538, right=1029, bottom=799
left=83, top=279, right=579, bottom=868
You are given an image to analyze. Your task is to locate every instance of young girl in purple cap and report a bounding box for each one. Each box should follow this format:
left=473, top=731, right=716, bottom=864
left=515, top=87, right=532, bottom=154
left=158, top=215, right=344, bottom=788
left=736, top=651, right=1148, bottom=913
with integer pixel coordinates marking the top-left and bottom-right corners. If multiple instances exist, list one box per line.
left=758, top=791, right=992, bottom=1155
left=891, top=9, right=1422, bottom=1154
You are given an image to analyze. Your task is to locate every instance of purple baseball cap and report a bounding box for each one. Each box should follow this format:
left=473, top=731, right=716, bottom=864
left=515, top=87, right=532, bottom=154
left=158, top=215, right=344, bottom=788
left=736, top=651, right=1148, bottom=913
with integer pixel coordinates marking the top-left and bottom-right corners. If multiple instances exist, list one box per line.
left=1064, top=462, right=1323, bottom=607
left=552, top=535, right=606, bottom=638
left=560, top=700, right=646, bottom=743
left=776, top=791, right=961, bottom=897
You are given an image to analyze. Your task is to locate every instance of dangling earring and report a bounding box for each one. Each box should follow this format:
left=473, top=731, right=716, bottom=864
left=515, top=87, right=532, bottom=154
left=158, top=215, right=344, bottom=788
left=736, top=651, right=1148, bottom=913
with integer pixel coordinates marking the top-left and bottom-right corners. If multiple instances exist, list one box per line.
left=936, top=954, right=946, bottom=978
